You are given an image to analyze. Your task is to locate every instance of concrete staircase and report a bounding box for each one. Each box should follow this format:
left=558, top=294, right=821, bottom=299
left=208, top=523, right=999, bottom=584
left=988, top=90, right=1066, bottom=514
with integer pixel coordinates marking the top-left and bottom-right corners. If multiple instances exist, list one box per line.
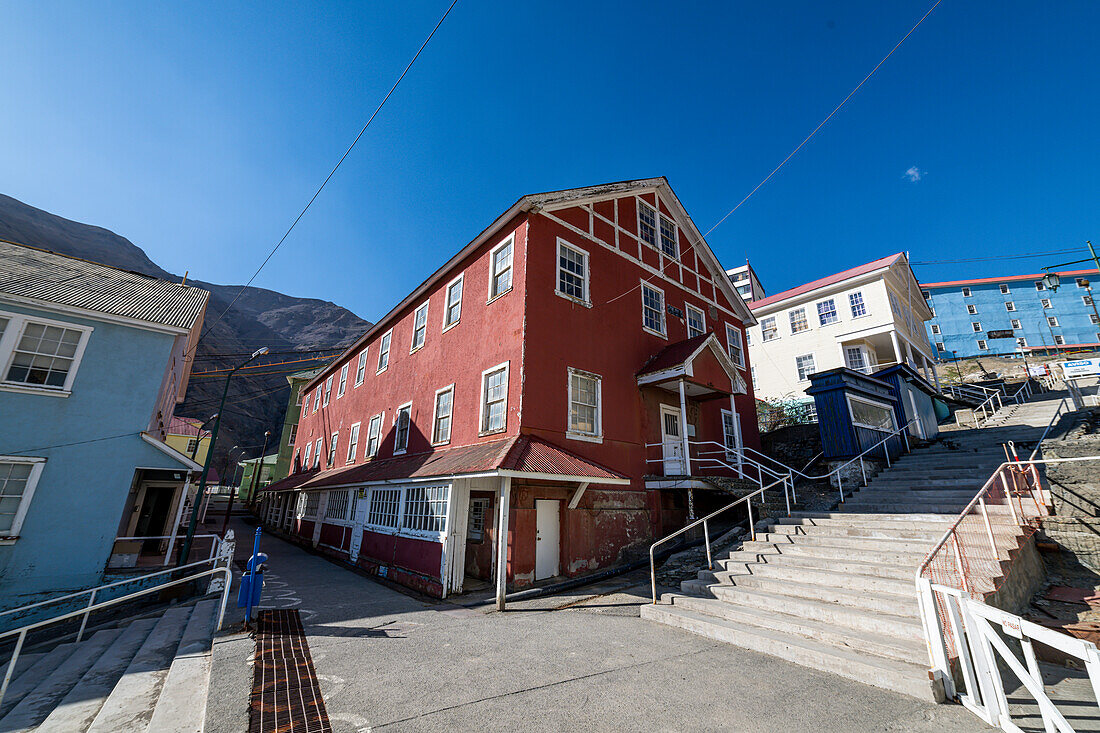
left=642, top=392, right=1066, bottom=701
left=0, top=599, right=219, bottom=732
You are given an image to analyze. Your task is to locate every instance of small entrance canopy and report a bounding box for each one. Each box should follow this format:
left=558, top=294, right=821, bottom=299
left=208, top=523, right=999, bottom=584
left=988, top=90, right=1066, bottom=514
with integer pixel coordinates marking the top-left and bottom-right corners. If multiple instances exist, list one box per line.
left=636, top=333, right=747, bottom=399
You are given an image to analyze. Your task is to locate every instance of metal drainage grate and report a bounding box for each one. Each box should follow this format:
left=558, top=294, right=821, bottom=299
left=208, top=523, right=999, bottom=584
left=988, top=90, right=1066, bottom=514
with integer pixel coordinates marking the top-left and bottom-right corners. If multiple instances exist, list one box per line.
left=250, top=609, right=332, bottom=733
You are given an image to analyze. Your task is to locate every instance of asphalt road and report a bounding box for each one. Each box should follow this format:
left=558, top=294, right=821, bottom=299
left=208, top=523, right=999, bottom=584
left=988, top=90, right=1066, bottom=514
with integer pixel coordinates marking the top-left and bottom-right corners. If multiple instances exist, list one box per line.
left=213, top=519, right=991, bottom=733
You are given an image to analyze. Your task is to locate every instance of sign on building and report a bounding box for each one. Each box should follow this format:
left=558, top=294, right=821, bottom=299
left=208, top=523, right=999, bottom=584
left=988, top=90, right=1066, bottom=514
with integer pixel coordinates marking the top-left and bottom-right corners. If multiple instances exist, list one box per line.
left=1061, top=359, right=1100, bottom=378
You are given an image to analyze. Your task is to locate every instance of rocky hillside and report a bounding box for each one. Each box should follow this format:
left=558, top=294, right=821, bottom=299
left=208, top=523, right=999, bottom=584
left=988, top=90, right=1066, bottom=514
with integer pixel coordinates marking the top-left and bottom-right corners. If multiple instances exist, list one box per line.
left=0, top=193, right=372, bottom=469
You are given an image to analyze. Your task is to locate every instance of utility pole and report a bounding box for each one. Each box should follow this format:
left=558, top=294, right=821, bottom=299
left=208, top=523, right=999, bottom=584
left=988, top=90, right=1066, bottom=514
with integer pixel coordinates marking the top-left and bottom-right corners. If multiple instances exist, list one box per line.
left=224, top=431, right=269, bottom=535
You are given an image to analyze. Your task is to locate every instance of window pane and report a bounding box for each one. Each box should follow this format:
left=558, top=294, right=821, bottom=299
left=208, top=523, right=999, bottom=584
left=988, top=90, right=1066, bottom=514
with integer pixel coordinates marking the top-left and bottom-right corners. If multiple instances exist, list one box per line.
left=789, top=308, right=808, bottom=333
left=659, top=216, right=677, bottom=257
left=7, top=322, right=82, bottom=388
left=849, top=399, right=894, bottom=431
left=638, top=201, right=657, bottom=246
left=558, top=246, right=586, bottom=300
left=642, top=285, right=664, bottom=333
left=402, top=484, right=449, bottom=533
left=816, top=300, right=838, bottom=325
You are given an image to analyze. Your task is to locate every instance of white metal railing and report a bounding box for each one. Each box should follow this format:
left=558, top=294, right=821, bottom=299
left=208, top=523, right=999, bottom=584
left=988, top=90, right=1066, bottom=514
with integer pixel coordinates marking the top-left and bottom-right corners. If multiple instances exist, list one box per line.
left=916, top=455, right=1100, bottom=715
left=1066, top=377, right=1100, bottom=411
left=648, top=447, right=792, bottom=605
left=644, top=440, right=796, bottom=513
left=112, top=533, right=222, bottom=567
left=1006, top=380, right=1034, bottom=405
left=736, top=419, right=917, bottom=505
left=1028, top=398, right=1071, bottom=462
left=0, top=559, right=233, bottom=710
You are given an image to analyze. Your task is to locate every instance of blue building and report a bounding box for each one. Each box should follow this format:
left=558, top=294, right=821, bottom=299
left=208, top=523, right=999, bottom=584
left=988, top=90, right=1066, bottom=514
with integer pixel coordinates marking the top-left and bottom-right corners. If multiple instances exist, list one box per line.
left=0, top=241, right=209, bottom=609
left=921, top=268, right=1100, bottom=359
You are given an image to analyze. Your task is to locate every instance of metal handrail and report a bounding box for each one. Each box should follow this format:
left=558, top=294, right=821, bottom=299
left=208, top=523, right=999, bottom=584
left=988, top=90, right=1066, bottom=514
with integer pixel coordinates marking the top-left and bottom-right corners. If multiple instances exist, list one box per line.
left=649, top=470, right=791, bottom=605
left=644, top=439, right=796, bottom=512
left=0, top=563, right=233, bottom=710
left=1028, top=397, right=1070, bottom=462
left=113, top=533, right=222, bottom=566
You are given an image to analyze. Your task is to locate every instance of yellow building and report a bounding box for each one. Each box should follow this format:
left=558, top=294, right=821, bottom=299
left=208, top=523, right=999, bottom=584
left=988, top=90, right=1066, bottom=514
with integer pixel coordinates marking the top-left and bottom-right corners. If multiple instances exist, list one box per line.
left=165, top=416, right=211, bottom=467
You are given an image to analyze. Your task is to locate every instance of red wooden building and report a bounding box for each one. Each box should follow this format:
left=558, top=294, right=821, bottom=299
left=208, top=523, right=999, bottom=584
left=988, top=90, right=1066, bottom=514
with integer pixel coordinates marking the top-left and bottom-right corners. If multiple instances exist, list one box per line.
left=257, top=178, right=759, bottom=603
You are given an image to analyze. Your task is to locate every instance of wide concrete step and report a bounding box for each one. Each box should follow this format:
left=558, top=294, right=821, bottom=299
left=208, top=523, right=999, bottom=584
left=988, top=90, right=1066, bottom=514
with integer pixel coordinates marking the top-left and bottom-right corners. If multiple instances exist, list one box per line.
left=147, top=600, right=218, bottom=733
left=86, top=606, right=192, bottom=733
left=765, top=522, right=948, bottom=541
left=658, top=593, right=926, bottom=665
left=721, top=550, right=915, bottom=580
left=753, top=532, right=939, bottom=554
left=704, top=561, right=914, bottom=596
left=36, top=618, right=159, bottom=732
left=777, top=515, right=954, bottom=531
left=838, top=502, right=974, bottom=514
left=0, top=644, right=78, bottom=717
left=703, top=574, right=918, bottom=617
left=786, top=511, right=957, bottom=525
left=641, top=602, right=933, bottom=700
left=0, top=629, right=122, bottom=731
left=737, top=539, right=928, bottom=566
left=868, top=477, right=984, bottom=489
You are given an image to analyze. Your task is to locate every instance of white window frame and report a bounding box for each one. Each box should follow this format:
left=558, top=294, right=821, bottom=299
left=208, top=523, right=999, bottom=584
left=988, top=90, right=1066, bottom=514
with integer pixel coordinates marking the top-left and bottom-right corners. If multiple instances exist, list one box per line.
left=555, top=239, right=591, bottom=306
left=977, top=339, right=988, bottom=350
left=364, top=486, right=402, bottom=532
left=967, top=304, right=978, bottom=315
left=1084, top=295, right=1094, bottom=307
left=636, top=199, right=658, bottom=249
left=1011, top=319, right=1022, bottom=329
left=1000, top=284, right=1011, bottom=294
left=1091, top=314, right=1100, bottom=326
left=337, top=364, right=349, bottom=398
left=328, top=432, right=338, bottom=467
left=400, top=483, right=451, bottom=539
left=488, top=234, right=515, bottom=303
left=432, top=384, right=455, bottom=446
left=936, top=342, right=946, bottom=352
left=760, top=316, right=779, bottom=342
left=1078, top=278, right=1091, bottom=289
left=788, top=307, right=809, bottom=334
left=816, top=299, right=838, bottom=326
left=324, top=489, right=352, bottom=524
left=479, top=361, right=510, bottom=436
left=295, top=387, right=304, bottom=406
left=1054, top=335, right=1065, bottom=346
left=1041, top=299, right=1052, bottom=309
left=0, top=457, right=46, bottom=540
left=1005, top=301, right=1016, bottom=312
left=394, top=402, right=412, bottom=455
left=640, top=281, right=667, bottom=338
left=443, top=274, right=463, bottom=331
left=377, top=329, right=392, bottom=373
left=685, top=304, right=706, bottom=338
left=795, top=353, right=816, bottom=382
left=962, top=287, right=972, bottom=297
left=725, top=323, right=745, bottom=369
left=930, top=324, right=941, bottom=335
left=346, top=422, right=361, bottom=463
left=566, top=367, right=602, bottom=443
left=720, top=409, right=741, bottom=461
left=0, top=311, right=93, bottom=397
left=1048, top=316, right=1060, bottom=327
left=302, top=442, right=312, bottom=470
left=313, top=438, right=323, bottom=469
left=365, top=412, right=384, bottom=458
left=323, top=376, right=333, bottom=406
left=972, top=322, right=982, bottom=332
left=354, top=350, right=368, bottom=387
left=848, top=291, right=868, bottom=318
left=312, top=387, right=320, bottom=413
left=1017, top=337, right=1028, bottom=348
left=846, top=394, right=897, bottom=432
left=658, top=213, right=678, bottom=259
left=1035, top=281, right=1046, bottom=291
left=410, top=301, right=429, bottom=353
left=288, top=424, right=297, bottom=447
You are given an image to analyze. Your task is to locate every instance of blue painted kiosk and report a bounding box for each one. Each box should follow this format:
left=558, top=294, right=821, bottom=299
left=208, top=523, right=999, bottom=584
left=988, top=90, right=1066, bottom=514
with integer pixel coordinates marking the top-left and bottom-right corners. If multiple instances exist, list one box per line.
left=805, top=367, right=908, bottom=463
left=871, top=363, right=940, bottom=442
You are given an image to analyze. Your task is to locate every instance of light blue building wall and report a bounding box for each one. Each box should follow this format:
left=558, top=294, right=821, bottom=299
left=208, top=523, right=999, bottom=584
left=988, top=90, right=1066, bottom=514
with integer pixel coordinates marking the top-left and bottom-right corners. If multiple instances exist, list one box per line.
left=0, top=301, right=197, bottom=608
left=922, top=269, right=1100, bottom=359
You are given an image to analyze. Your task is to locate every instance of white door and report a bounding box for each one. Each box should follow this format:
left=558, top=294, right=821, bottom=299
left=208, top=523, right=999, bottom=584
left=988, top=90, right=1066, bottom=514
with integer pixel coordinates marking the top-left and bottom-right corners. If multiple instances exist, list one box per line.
left=348, top=492, right=365, bottom=562
left=660, top=405, right=685, bottom=475
left=535, top=499, right=560, bottom=580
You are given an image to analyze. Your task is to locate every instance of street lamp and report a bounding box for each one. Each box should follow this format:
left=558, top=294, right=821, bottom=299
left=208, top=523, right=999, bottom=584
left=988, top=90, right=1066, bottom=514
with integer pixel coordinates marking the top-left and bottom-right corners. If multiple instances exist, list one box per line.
left=178, top=346, right=269, bottom=565
left=951, top=350, right=964, bottom=383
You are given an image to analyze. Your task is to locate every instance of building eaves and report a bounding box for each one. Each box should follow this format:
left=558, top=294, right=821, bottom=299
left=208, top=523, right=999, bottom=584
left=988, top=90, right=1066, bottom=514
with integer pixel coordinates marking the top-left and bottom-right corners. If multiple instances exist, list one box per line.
left=749, top=253, right=904, bottom=311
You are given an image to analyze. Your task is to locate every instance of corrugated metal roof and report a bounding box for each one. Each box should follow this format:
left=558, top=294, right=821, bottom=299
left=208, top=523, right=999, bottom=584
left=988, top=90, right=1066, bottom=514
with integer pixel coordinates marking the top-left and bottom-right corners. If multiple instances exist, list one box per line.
left=0, top=240, right=209, bottom=330
left=500, top=436, right=627, bottom=481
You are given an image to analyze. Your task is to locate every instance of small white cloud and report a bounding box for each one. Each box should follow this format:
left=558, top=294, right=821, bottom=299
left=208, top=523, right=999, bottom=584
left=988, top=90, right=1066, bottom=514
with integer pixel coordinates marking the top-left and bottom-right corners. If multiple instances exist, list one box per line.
left=904, top=166, right=924, bottom=183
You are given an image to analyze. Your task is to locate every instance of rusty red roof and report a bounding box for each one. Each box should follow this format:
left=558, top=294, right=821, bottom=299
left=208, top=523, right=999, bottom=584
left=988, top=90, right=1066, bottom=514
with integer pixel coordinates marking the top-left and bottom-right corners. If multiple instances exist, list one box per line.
left=922, top=268, right=1098, bottom=288
left=750, top=253, right=904, bottom=310
left=636, top=333, right=712, bottom=377
left=259, top=435, right=626, bottom=493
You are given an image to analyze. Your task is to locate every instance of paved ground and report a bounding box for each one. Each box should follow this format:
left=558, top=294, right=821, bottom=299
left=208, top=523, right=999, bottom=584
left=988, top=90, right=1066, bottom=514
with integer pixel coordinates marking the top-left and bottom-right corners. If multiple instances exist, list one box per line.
left=211, top=518, right=994, bottom=733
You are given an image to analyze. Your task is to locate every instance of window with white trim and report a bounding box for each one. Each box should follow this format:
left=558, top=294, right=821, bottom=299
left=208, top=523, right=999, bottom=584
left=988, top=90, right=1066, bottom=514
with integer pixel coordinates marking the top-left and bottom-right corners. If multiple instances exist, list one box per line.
left=295, top=386, right=304, bottom=405
left=304, top=492, right=321, bottom=518
left=641, top=282, right=666, bottom=336
left=977, top=339, right=988, bottom=350
left=1, top=315, right=90, bottom=391
left=302, top=392, right=310, bottom=413
left=337, top=364, right=348, bottom=398
left=745, top=329, right=752, bottom=346
left=1091, top=314, right=1100, bottom=325
left=816, top=299, right=838, bottom=326
left=312, top=387, right=320, bottom=413
left=936, top=342, right=946, bottom=351
left=346, top=423, right=360, bottom=463
left=481, top=364, right=508, bottom=434
left=637, top=200, right=657, bottom=248
left=367, top=488, right=400, bottom=528
left=489, top=237, right=514, bottom=300
left=658, top=214, right=678, bottom=258
left=288, top=424, right=297, bottom=447
left=302, top=442, right=312, bottom=470
left=1078, top=278, right=1091, bottom=288
left=355, top=350, right=367, bottom=386
left=849, top=291, right=867, bottom=318
left=1005, top=301, right=1016, bottom=312
left=847, top=395, right=896, bottom=432
left=365, top=413, right=383, bottom=457
left=795, top=353, right=816, bottom=382
left=721, top=410, right=740, bottom=459
left=402, top=484, right=449, bottom=534
left=972, top=322, right=982, bottom=332
left=962, top=287, right=972, bottom=297
left=750, top=366, right=757, bottom=390
left=967, top=304, right=978, bottom=315
left=930, top=324, right=941, bottom=334
left=568, top=368, right=601, bottom=438
left=1000, top=284, right=1011, bottom=294
left=394, top=404, right=411, bottom=454
left=760, top=316, right=778, bottom=342
left=327, top=432, right=338, bottom=466
left=1017, top=337, right=1028, bottom=348
left=411, top=301, right=429, bottom=352
left=323, top=376, right=333, bottom=406
left=557, top=240, right=589, bottom=304
left=685, top=304, right=705, bottom=338
left=1035, top=281, right=1045, bottom=291
left=788, top=307, right=808, bottom=334
left=1048, top=316, right=1059, bottom=327
left=725, top=324, right=744, bottom=368
left=1041, top=298, right=1052, bottom=309
left=0, top=458, right=44, bottom=537
left=377, top=330, right=392, bottom=372
left=1054, top=335, right=1065, bottom=346
left=467, top=497, right=489, bottom=541
left=1084, top=295, right=1094, bottom=307
left=444, top=275, right=463, bottom=329
left=433, top=386, right=453, bottom=444
left=1011, top=319, right=1022, bottom=329
left=325, top=489, right=351, bottom=521
left=845, top=346, right=867, bottom=372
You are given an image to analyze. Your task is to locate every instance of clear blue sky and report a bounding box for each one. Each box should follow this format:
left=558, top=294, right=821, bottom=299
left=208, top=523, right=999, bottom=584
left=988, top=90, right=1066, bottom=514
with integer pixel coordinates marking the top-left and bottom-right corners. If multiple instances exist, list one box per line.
left=2, top=1, right=1098, bottom=322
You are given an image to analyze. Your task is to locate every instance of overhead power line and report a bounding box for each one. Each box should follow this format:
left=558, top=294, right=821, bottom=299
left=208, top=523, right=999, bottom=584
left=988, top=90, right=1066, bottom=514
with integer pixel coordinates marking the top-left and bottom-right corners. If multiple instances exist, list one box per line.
left=911, top=248, right=1084, bottom=266
left=192, top=0, right=460, bottom=355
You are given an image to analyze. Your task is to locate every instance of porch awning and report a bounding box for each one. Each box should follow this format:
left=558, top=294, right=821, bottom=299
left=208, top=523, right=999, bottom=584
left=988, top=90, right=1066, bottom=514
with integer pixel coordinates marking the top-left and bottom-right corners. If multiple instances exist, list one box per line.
left=636, top=333, right=747, bottom=397
left=259, top=434, right=629, bottom=493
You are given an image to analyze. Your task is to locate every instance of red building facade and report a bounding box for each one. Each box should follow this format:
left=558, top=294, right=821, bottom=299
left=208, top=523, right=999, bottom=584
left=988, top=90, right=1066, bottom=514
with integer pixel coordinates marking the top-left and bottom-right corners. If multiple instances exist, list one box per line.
left=258, top=178, right=759, bottom=601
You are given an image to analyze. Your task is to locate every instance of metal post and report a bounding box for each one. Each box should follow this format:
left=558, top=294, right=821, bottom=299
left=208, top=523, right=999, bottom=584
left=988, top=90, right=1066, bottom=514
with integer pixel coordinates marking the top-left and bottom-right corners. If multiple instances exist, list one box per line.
left=952, top=533, right=969, bottom=594
left=0, top=629, right=27, bottom=709
left=783, top=478, right=791, bottom=516
left=902, top=428, right=910, bottom=453
left=860, top=456, right=867, bottom=486
left=979, top=497, right=999, bottom=561
left=703, top=519, right=713, bottom=570
left=495, top=476, right=512, bottom=611
left=678, top=379, right=691, bottom=476
left=76, top=589, right=97, bottom=642
left=837, top=473, right=844, bottom=503
left=747, top=498, right=755, bottom=541
left=245, top=527, right=262, bottom=625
